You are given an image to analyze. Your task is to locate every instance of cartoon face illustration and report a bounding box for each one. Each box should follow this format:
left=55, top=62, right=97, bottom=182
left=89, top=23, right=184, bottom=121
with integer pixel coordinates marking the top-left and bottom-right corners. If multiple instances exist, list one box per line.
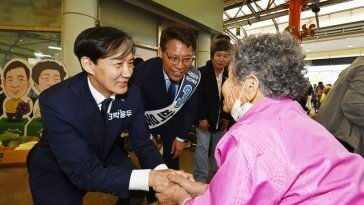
left=31, top=60, right=67, bottom=119
left=32, top=61, right=67, bottom=94
left=4, top=61, right=30, bottom=99
left=2, top=59, right=32, bottom=120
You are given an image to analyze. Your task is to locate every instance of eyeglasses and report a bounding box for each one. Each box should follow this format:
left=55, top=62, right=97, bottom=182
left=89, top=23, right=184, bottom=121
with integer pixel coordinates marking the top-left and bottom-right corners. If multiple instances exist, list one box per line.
left=164, top=51, right=195, bottom=65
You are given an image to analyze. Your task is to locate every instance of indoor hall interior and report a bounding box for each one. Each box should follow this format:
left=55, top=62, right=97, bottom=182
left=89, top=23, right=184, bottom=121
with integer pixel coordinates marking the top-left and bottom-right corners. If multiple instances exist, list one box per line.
left=1, top=0, right=364, bottom=204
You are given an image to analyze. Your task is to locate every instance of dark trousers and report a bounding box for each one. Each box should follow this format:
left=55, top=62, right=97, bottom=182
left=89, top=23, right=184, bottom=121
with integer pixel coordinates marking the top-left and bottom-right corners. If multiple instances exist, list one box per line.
left=27, top=146, right=85, bottom=205
left=29, top=171, right=85, bottom=205
left=28, top=151, right=145, bottom=205
left=160, top=134, right=180, bottom=170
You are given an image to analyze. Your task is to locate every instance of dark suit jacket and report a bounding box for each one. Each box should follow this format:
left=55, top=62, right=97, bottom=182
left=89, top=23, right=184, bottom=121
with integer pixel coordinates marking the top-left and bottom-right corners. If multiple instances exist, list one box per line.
left=27, top=72, right=163, bottom=199
left=195, top=60, right=231, bottom=132
left=132, top=57, right=198, bottom=141
left=316, top=57, right=364, bottom=155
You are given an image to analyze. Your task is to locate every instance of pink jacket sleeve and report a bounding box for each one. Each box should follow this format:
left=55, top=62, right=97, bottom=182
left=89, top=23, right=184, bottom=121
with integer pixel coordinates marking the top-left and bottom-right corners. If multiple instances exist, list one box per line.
left=188, top=128, right=296, bottom=205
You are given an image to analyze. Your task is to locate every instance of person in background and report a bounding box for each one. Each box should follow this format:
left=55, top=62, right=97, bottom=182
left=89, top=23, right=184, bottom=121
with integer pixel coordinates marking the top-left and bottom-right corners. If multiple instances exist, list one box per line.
left=311, top=83, right=318, bottom=112
left=316, top=57, right=364, bottom=155
left=133, top=57, right=144, bottom=66
left=319, top=84, right=331, bottom=105
left=193, top=38, right=231, bottom=182
left=153, top=32, right=364, bottom=205
left=214, top=34, right=231, bottom=41
left=315, top=81, right=324, bottom=112
left=298, top=83, right=313, bottom=115
left=27, top=26, right=175, bottom=205
left=306, top=83, right=313, bottom=114
left=132, top=25, right=200, bottom=170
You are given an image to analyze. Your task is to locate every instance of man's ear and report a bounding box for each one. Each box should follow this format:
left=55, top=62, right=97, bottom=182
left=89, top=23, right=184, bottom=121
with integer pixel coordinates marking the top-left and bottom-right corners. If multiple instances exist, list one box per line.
left=246, top=75, right=259, bottom=102
left=158, top=48, right=163, bottom=58
left=80, top=57, right=95, bottom=75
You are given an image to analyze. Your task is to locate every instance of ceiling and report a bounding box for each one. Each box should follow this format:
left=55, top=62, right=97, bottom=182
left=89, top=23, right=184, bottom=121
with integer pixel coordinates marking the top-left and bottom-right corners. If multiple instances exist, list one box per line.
left=223, top=0, right=364, bottom=56
left=0, top=0, right=61, bottom=68
left=0, top=30, right=61, bottom=68
left=0, top=0, right=363, bottom=67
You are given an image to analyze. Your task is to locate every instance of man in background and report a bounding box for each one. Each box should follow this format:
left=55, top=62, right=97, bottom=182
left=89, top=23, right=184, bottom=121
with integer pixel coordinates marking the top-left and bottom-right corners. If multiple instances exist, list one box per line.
left=316, top=57, right=364, bottom=156
left=133, top=25, right=200, bottom=169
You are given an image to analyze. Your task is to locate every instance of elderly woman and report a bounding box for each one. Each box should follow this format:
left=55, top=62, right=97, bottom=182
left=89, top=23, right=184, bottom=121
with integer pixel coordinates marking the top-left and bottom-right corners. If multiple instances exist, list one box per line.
left=154, top=33, right=364, bottom=204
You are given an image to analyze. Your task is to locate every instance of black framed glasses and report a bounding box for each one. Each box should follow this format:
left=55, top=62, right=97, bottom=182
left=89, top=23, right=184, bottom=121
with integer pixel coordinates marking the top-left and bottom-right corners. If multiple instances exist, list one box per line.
left=164, top=51, right=195, bottom=65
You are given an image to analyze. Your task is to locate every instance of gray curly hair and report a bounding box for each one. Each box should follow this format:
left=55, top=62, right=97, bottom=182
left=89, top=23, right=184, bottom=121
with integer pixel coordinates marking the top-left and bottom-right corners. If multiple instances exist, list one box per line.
left=232, top=32, right=309, bottom=100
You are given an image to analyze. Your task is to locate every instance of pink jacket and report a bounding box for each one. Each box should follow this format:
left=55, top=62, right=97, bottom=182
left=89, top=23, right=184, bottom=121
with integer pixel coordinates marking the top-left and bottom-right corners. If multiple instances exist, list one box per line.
left=189, top=98, right=364, bottom=204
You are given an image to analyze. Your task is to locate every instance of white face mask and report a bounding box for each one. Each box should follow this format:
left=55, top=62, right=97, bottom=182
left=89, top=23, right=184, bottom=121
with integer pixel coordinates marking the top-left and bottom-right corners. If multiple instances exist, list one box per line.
left=230, top=81, right=253, bottom=121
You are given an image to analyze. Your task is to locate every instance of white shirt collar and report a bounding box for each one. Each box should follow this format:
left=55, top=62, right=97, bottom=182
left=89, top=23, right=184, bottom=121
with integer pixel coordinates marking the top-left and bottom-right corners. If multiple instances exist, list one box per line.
left=163, top=69, right=169, bottom=81
left=87, top=77, right=115, bottom=105
left=163, top=69, right=172, bottom=90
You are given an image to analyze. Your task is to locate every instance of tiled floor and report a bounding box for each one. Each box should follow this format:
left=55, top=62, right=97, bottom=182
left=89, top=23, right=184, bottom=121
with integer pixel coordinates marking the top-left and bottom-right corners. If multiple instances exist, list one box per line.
left=0, top=148, right=195, bottom=205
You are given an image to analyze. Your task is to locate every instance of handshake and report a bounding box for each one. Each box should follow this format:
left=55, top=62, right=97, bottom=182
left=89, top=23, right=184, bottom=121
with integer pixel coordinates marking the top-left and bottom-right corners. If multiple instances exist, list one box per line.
left=149, top=169, right=207, bottom=205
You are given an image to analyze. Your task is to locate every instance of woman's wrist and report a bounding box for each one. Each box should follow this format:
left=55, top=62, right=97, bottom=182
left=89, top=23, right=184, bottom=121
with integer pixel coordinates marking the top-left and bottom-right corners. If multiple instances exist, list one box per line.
left=191, top=182, right=208, bottom=197
left=178, top=193, right=192, bottom=205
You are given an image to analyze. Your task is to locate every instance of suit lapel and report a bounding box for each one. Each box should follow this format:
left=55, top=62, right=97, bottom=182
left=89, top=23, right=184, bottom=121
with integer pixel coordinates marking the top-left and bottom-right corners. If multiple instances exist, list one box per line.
left=76, top=73, right=107, bottom=156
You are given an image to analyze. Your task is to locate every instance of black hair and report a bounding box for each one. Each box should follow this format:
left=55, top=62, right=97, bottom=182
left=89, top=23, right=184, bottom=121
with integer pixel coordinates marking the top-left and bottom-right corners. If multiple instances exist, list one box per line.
left=210, top=38, right=231, bottom=58
left=215, top=34, right=231, bottom=41
left=160, top=25, right=196, bottom=52
left=133, top=57, right=144, bottom=66
left=74, top=26, right=135, bottom=68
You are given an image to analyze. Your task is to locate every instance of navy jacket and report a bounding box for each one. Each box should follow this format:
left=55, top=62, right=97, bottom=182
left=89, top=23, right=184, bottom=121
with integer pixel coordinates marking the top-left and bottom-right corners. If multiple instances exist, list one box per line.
left=27, top=72, right=163, bottom=199
left=132, top=57, right=198, bottom=140
left=195, top=60, right=231, bottom=132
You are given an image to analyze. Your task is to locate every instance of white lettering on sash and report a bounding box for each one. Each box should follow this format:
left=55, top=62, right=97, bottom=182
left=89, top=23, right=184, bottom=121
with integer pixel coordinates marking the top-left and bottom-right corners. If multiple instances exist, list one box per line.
left=145, top=67, right=201, bottom=129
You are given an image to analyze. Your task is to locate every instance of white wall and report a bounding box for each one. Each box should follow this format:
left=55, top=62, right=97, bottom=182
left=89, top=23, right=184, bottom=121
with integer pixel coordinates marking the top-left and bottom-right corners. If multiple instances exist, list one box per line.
left=306, top=64, right=348, bottom=85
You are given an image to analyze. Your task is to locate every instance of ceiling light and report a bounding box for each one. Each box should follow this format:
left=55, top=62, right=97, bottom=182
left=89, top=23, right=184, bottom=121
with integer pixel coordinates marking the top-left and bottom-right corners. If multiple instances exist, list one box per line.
left=348, top=44, right=353, bottom=48
left=48, top=46, right=62, bottom=50
left=34, top=51, right=51, bottom=58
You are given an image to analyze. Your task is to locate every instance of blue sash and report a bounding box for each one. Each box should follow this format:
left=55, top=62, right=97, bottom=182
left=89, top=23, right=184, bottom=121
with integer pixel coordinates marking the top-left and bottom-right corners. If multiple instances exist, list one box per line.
left=145, top=67, right=200, bottom=129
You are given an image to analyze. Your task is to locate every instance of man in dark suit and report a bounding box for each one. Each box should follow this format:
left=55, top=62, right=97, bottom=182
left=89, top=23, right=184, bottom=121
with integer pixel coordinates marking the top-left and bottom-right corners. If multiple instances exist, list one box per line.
left=316, top=57, right=364, bottom=156
left=27, top=26, right=173, bottom=205
left=133, top=25, right=199, bottom=169
left=193, top=38, right=232, bottom=182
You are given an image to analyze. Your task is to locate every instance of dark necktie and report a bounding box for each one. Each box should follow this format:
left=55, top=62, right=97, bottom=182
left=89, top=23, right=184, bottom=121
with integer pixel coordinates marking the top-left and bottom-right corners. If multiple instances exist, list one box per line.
left=167, top=81, right=177, bottom=102
left=100, top=98, right=112, bottom=124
